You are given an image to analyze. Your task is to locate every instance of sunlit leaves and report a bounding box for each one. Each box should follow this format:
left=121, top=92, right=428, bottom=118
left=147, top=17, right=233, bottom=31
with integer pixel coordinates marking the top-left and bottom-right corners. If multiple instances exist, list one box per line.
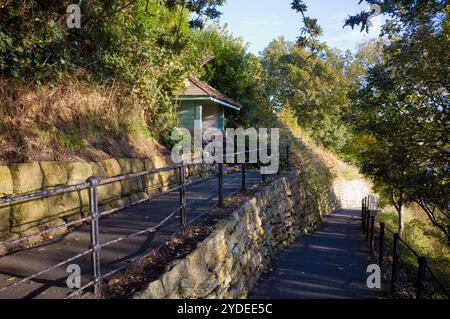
left=290, top=0, right=324, bottom=54
left=347, top=0, right=450, bottom=241
left=261, top=38, right=356, bottom=154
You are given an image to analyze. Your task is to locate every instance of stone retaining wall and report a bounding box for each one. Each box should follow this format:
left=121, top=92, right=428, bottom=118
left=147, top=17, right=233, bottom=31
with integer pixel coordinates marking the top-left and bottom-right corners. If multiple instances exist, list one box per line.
left=133, top=171, right=339, bottom=299
left=0, top=157, right=213, bottom=247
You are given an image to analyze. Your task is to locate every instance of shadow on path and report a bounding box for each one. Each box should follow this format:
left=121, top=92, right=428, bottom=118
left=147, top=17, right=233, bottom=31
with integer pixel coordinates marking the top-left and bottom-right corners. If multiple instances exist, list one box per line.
left=250, top=209, right=382, bottom=299
left=0, top=171, right=261, bottom=299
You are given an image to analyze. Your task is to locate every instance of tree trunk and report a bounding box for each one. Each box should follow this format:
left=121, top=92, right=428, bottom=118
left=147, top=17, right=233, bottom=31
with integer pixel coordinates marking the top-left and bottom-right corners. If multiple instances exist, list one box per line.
left=391, top=189, right=404, bottom=236
left=397, top=204, right=404, bottom=236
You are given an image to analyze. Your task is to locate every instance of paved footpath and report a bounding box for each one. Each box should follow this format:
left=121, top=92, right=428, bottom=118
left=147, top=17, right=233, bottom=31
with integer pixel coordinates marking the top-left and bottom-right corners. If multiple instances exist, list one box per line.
left=251, top=209, right=382, bottom=299
left=0, top=171, right=261, bottom=299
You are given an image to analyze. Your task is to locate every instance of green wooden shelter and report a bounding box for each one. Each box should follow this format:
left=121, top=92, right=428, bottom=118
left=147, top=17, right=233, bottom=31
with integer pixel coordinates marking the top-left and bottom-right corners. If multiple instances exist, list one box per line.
left=176, top=77, right=242, bottom=132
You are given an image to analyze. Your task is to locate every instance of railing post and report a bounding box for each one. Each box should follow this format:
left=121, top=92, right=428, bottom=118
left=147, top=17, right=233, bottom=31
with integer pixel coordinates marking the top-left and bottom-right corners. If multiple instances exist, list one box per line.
left=261, top=145, right=268, bottom=182
left=366, top=210, right=371, bottom=241
left=286, top=144, right=290, bottom=171
left=391, top=233, right=400, bottom=294
left=218, top=162, right=224, bottom=207
left=241, top=164, right=246, bottom=192
left=242, top=149, right=247, bottom=192
left=379, top=222, right=385, bottom=269
left=277, top=145, right=281, bottom=176
left=417, top=257, right=427, bottom=300
left=87, top=176, right=102, bottom=296
left=179, top=163, right=186, bottom=229
left=370, top=215, right=375, bottom=252
left=361, top=198, right=365, bottom=228
left=362, top=197, right=367, bottom=231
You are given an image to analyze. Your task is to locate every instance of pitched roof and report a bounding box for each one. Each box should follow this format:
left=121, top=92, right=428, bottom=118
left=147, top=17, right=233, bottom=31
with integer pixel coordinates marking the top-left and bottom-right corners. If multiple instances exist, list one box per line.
left=177, top=76, right=242, bottom=110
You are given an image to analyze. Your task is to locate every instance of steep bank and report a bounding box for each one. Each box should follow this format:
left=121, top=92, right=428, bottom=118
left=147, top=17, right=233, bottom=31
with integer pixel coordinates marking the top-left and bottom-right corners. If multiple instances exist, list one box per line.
left=0, top=79, right=167, bottom=165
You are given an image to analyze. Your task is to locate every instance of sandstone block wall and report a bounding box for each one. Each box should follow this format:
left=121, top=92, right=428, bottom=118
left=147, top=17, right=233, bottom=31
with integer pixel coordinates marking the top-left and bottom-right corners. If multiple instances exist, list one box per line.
left=0, top=157, right=212, bottom=246
left=134, top=171, right=339, bottom=299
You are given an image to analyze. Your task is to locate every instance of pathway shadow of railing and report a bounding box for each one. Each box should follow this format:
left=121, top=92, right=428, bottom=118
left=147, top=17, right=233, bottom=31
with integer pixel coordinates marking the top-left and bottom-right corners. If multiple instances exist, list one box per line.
left=0, top=170, right=260, bottom=298
left=251, top=209, right=378, bottom=299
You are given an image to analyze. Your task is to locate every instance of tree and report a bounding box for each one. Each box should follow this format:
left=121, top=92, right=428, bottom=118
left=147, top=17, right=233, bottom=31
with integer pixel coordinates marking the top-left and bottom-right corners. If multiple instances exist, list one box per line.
left=0, top=0, right=229, bottom=151
left=346, top=0, right=449, bottom=240
left=191, top=26, right=265, bottom=127
left=261, top=38, right=356, bottom=155
left=290, top=0, right=325, bottom=54
left=0, top=0, right=225, bottom=80
left=350, top=64, right=417, bottom=234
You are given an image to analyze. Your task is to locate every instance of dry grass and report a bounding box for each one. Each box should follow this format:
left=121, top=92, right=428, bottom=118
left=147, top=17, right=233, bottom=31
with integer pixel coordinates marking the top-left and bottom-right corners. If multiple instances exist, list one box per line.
left=0, top=77, right=364, bottom=181
left=277, top=106, right=362, bottom=186
left=379, top=207, right=450, bottom=290
left=0, top=77, right=166, bottom=165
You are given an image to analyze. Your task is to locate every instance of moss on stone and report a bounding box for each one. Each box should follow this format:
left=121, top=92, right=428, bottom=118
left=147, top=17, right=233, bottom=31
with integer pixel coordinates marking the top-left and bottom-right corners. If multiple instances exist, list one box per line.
left=98, top=182, right=122, bottom=203
left=10, top=198, right=48, bottom=231
left=90, top=162, right=107, bottom=179
left=9, top=162, right=43, bottom=194
left=0, top=204, right=10, bottom=238
left=143, top=173, right=161, bottom=196
left=100, top=159, right=122, bottom=177
left=129, top=192, right=148, bottom=204
left=143, top=159, right=155, bottom=170
left=130, top=159, right=144, bottom=173
left=46, top=191, right=82, bottom=217
left=117, top=159, right=132, bottom=175
left=40, top=162, right=68, bottom=188
left=0, top=166, right=13, bottom=198
left=109, top=197, right=131, bottom=210
left=67, top=162, right=93, bottom=185
left=121, top=177, right=143, bottom=197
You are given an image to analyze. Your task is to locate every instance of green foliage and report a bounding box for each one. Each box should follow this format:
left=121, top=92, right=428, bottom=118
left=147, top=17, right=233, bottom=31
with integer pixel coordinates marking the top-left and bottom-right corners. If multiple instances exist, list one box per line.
left=0, top=0, right=228, bottom=148
left=290, top=0, right=325, bottom=54
left=1, top=0, right=447, bottom=250
left=379, top=209, right=450, bottom=289
left=260, top=38, right=357, bottom=156
left=345, top=0, right=447, bottom=34
left=190, top=26, right=265, bottom=127
left=0, top=0, right=226, bottom=80
left=346, top=0, right=450, bottom=241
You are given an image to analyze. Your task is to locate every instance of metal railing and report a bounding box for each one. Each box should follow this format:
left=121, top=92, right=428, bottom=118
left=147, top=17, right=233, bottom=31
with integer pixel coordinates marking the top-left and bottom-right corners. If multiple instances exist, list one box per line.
left=0, top=144, right=291, bottom=298
left=361, top=196, right=450, bottom=299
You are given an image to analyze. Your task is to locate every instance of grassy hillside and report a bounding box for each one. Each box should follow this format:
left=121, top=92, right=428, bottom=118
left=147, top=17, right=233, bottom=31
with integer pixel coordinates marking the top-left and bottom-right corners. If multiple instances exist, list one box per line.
left=0, top=78, right=168, bottom=165
left=277, top=106, right=363, bottom=186
left=379, top=206, right=450, bottom=290
left=0, top=1, right=202, bottom=165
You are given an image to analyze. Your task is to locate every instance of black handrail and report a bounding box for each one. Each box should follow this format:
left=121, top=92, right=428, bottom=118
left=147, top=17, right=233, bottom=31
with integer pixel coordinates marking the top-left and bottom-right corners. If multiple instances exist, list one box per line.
left=0, top=144, right=291, bottom=298
left=361, top=196, right=450, bottom=299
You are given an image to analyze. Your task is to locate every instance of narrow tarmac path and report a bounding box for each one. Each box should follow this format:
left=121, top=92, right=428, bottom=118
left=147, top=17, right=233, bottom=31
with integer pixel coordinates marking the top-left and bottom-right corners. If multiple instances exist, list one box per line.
left=251, top=209, right=382, bottom=299
left=0, top=171, right=261, bottom=299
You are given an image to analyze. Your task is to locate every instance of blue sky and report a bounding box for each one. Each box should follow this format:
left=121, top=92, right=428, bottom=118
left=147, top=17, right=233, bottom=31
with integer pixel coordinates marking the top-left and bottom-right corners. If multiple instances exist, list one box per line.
left=217, top=0, right=384, bottom=55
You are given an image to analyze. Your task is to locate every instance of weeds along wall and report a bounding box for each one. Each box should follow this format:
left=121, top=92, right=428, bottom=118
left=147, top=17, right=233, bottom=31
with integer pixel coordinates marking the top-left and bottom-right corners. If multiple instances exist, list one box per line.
left=0, top=157, right=213, bottom=252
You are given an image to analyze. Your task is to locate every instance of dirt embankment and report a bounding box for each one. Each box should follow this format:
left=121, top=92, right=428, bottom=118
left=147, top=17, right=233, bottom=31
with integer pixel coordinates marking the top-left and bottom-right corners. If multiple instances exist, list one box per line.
left=0, top=79, right=167, bottom=165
